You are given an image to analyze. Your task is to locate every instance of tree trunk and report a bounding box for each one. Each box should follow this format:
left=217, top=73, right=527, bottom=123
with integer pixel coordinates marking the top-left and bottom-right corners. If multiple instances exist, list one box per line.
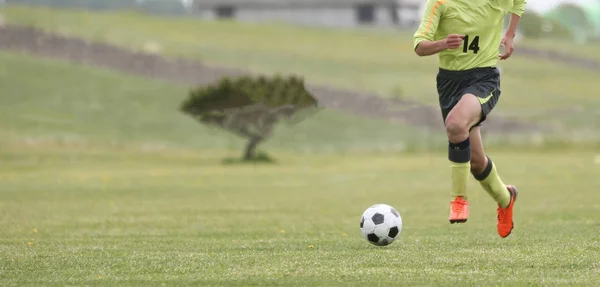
left=243, top=136, right=262, bottom=160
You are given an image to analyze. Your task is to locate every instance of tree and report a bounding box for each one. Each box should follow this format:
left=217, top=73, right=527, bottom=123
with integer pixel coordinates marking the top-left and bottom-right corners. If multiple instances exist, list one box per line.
left=544, top=3, right=595, bottom=43
left=180, top=74, right=319, bottom=161
left=518, top=10, right=572, bottom=39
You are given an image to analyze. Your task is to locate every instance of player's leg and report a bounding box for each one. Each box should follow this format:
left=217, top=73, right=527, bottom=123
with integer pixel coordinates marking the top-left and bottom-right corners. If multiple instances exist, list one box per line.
left=445, top=94, right=483, bottom=224
left=469, top=126, right=510, bottom=206
left=468, top=127, right=487, bottom=176
left=468, top=98, right=518, bottom=237
left=469, top=126, right=518, bottom=237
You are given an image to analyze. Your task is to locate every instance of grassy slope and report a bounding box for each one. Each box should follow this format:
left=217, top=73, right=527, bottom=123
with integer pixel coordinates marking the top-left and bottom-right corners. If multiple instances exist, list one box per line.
left=0, top=31, right=599, bottom=286
left=0, top=50, right=434, bottom=154
left=520, top=37, right=600, bottom=62
left=1, top=5, right=599, bottom=134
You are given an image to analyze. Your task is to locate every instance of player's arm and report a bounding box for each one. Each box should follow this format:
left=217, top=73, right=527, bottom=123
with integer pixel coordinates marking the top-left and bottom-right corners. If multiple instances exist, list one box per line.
left=413, top=0, right=461, bottom=56
left=500, top=0, right=526, bottom=60
left=506, top=0, right=526, bottom=38
left=416, top=34, right=464, bottom=56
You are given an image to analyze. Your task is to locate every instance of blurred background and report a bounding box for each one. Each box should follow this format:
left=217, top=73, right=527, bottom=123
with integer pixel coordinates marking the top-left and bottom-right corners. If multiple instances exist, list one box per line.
left=0, top=0, right=599, bottom=157
left=1, top=2, right=599, bottom=284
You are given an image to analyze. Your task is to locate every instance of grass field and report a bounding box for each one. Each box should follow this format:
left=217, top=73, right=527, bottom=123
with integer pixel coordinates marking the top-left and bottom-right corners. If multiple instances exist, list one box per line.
left=1, top=7, right=600, bottom=285
left=0, top=46, right=599, bottom=286
left=2, top=138, right=600, bottom=285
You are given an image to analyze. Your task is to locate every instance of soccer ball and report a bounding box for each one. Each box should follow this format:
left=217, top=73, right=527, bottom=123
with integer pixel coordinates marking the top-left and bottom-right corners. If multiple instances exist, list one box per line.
left=360, top=204, right=402, bottom=246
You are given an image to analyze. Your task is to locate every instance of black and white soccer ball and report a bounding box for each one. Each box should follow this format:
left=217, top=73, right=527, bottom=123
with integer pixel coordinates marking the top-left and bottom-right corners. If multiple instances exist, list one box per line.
left=360, top=204, right=403, bottom=246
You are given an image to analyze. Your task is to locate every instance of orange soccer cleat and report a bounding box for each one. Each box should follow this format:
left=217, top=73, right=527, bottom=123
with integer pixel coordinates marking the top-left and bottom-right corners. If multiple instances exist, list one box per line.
left=449, top=197, right=469, bottom=224
left=497, top=185, right=519, bottom=238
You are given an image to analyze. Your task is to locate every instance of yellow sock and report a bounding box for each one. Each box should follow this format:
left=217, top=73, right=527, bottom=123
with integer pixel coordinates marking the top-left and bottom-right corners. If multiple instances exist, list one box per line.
left=448, top=138, right=471, bottom=199
left=451, top=162, right=470, bottom=199
left=475, top=158, right=510, bottom=208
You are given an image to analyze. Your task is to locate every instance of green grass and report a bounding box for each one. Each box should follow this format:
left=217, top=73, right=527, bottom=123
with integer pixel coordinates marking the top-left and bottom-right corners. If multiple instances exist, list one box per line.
left=2, top=5, right=600, bottom=132
left=1, top=147, right=600, bottom=285
left=0, top=50, right=439, bottom=154
left=520, top=37, right=600, bottom=62
left=1, top=19, right=600, bottom=286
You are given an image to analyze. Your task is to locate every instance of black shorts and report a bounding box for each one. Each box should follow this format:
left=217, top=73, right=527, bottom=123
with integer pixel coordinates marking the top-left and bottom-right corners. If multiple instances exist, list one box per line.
left=436, top=67, right=501, bottom=127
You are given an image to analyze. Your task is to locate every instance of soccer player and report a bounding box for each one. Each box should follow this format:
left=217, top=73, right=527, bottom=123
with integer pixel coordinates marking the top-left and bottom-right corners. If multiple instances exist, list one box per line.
left=413, top=0, right=526, bottom=238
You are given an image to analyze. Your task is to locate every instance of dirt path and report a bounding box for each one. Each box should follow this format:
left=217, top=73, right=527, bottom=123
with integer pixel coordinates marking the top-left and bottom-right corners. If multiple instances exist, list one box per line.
left=0, top=25, right=545, bottom=134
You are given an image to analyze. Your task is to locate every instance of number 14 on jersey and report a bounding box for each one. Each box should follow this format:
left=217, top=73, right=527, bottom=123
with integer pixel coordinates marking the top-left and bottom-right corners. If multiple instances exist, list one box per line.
left=463, top=35, right=480, bottom=54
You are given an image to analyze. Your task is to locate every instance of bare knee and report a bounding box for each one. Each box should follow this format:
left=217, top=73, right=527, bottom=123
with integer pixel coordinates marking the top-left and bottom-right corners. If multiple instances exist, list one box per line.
left=445, top=115, right=469, bottom=141
left=445, top=94, right=482, bottom=142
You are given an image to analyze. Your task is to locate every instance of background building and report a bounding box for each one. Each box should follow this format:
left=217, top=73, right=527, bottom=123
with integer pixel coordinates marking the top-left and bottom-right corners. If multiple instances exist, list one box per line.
left=192, top=0, right=422, bottom=28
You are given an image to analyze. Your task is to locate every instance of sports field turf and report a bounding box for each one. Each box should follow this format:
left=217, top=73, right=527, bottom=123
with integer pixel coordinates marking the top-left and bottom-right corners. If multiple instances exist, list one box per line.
left=1, top=47, right=600, bottom=286
left=2, top=146, right=599, bottom=285
left=1, top=6, right=600, bottom=285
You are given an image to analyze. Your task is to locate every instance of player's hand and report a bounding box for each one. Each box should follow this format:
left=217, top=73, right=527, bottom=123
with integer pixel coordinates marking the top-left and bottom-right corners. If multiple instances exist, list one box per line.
left=443, top=34, right=465, bottom=50
left=499, top=35, right=515, bottom=60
